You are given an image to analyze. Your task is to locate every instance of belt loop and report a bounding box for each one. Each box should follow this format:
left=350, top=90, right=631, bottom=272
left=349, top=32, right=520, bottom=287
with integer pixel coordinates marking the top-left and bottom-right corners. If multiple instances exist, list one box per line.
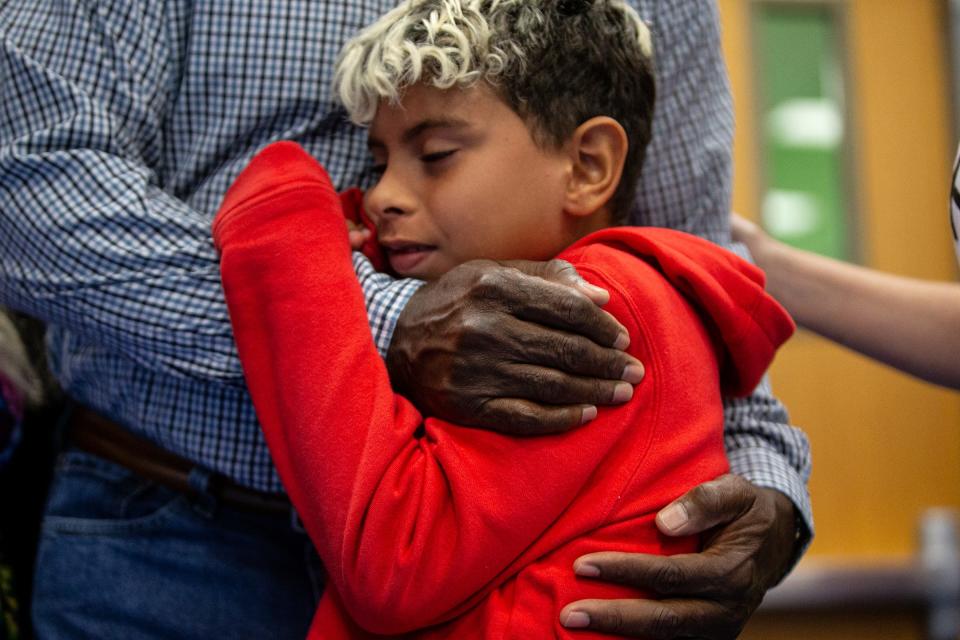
left=188, top=467, right=217, bottom=517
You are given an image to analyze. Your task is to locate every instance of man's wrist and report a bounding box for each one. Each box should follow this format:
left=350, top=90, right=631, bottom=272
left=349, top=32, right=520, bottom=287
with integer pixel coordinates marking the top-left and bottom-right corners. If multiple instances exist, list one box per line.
left=761, top=486, right=806, bottom=587
left=727, top=449, right=813, bottom=586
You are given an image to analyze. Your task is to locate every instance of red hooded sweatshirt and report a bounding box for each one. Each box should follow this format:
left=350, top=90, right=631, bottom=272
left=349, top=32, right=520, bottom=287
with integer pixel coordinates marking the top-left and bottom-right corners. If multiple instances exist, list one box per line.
left=213, top=142, right=795, bottom=639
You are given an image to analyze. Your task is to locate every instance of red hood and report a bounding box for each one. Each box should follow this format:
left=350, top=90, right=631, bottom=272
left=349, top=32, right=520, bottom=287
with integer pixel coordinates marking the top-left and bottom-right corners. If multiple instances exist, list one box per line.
left=564, top=227, right=795, bottom=397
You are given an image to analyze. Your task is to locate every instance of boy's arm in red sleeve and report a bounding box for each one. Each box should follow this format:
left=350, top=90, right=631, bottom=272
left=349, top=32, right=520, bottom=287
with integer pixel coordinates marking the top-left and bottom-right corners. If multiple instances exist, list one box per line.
left=213, top=143, right=651, bottom=633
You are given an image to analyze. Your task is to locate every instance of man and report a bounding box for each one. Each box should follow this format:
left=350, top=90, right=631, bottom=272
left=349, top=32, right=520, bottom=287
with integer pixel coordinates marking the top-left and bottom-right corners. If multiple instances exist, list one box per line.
left=0, top=1, right=810, bottom=638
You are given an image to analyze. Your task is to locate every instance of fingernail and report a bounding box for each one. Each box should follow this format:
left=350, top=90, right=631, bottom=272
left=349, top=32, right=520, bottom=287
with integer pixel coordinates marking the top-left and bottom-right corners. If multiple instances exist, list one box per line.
left=659, top=503, right=689, bottom=532
left=574, top=561, right=601, bottom=577
left=621, top=363, right=644, bottom=384
left=561, top=611, right=591, bottom=629
left=581, top=282, right=610, bottom=300
left=612, top=382, right=633, bottom=403
left=614, top=331, right=630, bottom=350
left=580, top=406, right=598, bottom=425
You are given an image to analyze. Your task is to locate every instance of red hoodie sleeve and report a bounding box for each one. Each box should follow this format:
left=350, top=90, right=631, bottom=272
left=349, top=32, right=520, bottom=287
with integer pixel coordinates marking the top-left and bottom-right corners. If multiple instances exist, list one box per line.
left=213, top=143, right=663, bottom=633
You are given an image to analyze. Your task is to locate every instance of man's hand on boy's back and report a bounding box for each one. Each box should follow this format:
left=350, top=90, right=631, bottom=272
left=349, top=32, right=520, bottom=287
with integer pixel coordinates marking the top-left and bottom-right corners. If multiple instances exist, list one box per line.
left=387, top=258, right=645, bottom=433
left=561, top=474, right=799, bottom=639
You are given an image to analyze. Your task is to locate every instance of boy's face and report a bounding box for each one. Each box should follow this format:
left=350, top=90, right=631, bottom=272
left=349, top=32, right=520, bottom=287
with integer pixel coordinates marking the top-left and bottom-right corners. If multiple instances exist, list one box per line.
left=365, top=83, right=574, bottom=280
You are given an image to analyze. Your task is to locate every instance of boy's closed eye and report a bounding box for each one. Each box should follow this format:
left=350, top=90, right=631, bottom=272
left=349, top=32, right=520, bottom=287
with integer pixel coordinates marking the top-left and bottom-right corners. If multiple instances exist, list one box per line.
left=420, top=149, right=457, bottom=164
left=369, top=149, right=457, bottom=177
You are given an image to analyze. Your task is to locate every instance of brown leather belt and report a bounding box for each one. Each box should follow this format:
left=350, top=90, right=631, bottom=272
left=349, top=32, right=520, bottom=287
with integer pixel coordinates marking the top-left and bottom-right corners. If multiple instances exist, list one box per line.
left=66, top=406, right=291, bottom=516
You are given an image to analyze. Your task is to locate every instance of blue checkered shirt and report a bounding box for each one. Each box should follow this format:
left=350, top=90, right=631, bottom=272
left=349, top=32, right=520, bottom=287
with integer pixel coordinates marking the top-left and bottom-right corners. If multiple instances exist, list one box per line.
left=0, top=0, right=811, bottom=540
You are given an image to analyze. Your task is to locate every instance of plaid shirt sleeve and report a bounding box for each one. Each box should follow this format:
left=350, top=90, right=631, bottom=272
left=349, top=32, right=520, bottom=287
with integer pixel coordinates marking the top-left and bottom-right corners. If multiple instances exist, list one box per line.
left=634, top=0, right=813, bottom=548
left=0, top=1, right=416, bottom=383
left=0, top=1, right=246, bottom=382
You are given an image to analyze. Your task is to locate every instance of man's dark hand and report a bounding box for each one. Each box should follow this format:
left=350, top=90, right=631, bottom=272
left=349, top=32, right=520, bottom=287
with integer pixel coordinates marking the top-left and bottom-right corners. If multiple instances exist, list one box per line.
left=386, top=258, right=645, bottom=434
left=559, top=474, right=799, bottom=638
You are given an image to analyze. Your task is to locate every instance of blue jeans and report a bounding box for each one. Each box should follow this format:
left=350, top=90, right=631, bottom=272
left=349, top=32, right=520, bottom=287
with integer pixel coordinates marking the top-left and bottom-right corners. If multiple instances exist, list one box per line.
left=32, top=449, right=323, bottom=639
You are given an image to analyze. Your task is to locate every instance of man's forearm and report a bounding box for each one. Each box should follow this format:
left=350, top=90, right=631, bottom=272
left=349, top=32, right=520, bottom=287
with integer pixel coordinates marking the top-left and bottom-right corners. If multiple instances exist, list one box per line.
left=0, top=1, right=250, bottom=382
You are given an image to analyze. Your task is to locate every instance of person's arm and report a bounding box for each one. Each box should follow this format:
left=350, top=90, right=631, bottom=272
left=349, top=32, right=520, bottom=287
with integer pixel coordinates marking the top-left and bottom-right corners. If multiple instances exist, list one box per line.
left=0, top=1, right=635, bottom=428
left=0, top=1, right=248, bottom=382
left=563, top=2, right=811, bottom=637
left=214, top=143, right=659, bottom=634
left=0, top=2, right=423, bottom=387
left=734, top=215, right=960, bottom=389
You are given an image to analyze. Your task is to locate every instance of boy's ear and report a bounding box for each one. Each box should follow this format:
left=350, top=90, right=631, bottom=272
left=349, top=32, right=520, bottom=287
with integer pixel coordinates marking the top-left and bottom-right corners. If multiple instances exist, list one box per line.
left=564, top=116, right=628, bottom=217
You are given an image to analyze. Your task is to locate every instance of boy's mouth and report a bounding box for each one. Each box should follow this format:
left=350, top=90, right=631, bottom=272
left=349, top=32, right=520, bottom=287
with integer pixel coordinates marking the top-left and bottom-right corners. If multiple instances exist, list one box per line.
left=381, top=240, right=437, bottom=275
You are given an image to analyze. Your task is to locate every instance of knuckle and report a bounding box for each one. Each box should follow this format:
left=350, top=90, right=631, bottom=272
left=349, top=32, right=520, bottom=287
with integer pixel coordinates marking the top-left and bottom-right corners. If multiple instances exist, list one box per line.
left=458, top=258, right=495, bottom=278
left=473, top=400, right=513, bottom=431
left=508, top=403, right=544, bottom=434
left=649, top=605, right=682, bottom=637
left=469, top=398, right=497, bottom=426
left=541, top=375, right=569, bottom=403
left=546, top=258, right=575, bottom=279
left=726, top=473, right=749, bottom=490
left=596, top=605, right=628, bottom=634
left=728, top=474, right=759, bottom=501
left=652, top=562, right=688, bottom=592
left=550, top=334, right=583, bottom=371
left=517, top=367, right=564, bottom=402
left=457, top=312, right=498, bottom=349
left=473, top=267, right=512, bottom=298
left=471, top=268, right=504, bottom=298
left=556, top=293, right=589, bottom=325
left=688, top=483, right=721, bottom=514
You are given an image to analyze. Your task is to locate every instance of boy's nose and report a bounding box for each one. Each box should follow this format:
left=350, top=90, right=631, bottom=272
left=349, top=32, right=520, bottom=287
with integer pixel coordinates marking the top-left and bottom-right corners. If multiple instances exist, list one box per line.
left=365, top=169, right=416, bottom=220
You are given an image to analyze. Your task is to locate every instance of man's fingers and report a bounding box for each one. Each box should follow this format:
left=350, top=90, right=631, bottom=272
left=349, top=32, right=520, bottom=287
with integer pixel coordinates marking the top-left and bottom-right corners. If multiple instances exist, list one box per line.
left=475, top=265, right=628, bottom=348
left=564, top=479, right=795, bottom=638
left=560, top=597, right=741, bottom=639
left=509, top=283, right=628, bottom=349
left=387, top=258, right=647, bottom=433
left=656, top=474, right=757, bottom=536
left=572, top=551, right=728, bottom=598
left=502, top=258, right=611, bottom=305
left=497, top=316, right=643, bottom=382
left=503, top=364, right=635, bottom=406
left=472, top=398, right=594, bottom=435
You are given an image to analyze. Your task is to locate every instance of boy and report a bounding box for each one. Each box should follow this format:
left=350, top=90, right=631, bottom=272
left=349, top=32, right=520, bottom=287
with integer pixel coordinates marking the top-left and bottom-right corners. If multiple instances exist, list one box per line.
left=213, top=1, right=794, bottom=637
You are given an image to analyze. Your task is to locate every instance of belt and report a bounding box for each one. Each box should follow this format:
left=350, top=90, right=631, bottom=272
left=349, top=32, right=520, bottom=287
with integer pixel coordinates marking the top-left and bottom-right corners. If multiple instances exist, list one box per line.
left=66, top=406, right=291, bottom=516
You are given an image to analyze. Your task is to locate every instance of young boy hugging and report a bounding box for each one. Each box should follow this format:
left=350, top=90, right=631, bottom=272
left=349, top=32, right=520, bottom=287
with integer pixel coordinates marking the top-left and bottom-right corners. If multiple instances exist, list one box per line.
left=213, top=0, right=794, bottom=638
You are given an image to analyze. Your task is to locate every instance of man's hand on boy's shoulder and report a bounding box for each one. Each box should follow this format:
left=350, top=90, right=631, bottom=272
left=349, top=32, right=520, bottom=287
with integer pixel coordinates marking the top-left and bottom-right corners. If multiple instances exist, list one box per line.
left=560, top=474, right=799, bottom=639
left=386, top=258, right=645, bottom=434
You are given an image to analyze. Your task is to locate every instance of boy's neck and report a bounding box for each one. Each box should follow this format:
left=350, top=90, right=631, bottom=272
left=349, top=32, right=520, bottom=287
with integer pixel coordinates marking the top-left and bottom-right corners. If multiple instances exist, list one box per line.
left=568, top=205, right=615, bottom=243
